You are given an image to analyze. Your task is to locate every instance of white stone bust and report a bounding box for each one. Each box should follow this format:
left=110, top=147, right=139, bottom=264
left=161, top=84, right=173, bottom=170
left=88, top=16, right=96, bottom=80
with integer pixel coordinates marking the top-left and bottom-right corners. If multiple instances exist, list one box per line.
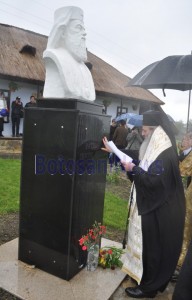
left=43, top=6, right=96, bottom=101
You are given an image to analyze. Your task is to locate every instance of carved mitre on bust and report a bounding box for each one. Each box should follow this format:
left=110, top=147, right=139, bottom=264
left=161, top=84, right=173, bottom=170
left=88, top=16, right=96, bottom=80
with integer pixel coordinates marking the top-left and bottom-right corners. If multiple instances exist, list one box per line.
left=43, top=6, right=96, bottom=101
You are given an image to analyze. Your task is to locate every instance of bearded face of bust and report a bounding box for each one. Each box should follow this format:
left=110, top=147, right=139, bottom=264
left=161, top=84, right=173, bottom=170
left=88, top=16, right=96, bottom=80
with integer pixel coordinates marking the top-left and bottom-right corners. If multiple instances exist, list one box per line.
left=62, top=19, right=87, bottom=63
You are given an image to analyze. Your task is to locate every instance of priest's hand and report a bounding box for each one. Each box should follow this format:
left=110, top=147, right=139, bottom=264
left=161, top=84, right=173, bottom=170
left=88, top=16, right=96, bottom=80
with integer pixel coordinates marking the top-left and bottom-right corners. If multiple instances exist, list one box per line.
left=101, top=137, right=113, bottom=153
left=121, top=160, right=135, bottom=172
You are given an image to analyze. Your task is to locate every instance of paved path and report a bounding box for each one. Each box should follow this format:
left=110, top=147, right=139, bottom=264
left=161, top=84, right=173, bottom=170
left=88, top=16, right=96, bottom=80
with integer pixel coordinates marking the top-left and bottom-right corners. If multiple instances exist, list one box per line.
left=110, top=276, right=175, bottom=300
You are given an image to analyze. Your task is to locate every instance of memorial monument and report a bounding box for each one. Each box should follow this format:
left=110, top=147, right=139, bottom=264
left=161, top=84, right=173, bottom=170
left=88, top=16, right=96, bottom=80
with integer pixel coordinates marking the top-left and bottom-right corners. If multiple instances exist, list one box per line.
left=43, top=6, right=95, bottom=100
left=19, top=6, right=110, bottom=280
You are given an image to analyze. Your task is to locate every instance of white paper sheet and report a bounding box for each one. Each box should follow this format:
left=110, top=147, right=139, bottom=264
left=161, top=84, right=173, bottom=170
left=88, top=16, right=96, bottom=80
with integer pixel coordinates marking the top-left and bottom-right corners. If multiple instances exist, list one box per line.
left=107, top=141, right=133, bottom=163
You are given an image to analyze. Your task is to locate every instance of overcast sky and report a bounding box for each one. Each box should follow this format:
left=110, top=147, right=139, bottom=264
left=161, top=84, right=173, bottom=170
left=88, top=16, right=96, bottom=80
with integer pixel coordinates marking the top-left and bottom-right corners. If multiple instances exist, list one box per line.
left=1, top=0, right=192, bottom=122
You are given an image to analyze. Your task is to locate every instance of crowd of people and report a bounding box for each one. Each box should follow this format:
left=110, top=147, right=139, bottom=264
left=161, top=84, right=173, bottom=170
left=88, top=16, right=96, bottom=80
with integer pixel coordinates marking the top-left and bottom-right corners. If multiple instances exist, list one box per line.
left=104, top=110, right=192, bottom=299
left=109, top=118, right=143, bottom=170
left=0, top=95, right=37, bottom=138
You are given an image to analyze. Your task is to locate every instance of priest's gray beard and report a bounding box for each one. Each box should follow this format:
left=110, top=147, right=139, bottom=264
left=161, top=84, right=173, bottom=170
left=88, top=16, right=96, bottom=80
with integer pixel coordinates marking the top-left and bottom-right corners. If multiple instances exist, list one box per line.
left=139, top=132, right=153, bottom=160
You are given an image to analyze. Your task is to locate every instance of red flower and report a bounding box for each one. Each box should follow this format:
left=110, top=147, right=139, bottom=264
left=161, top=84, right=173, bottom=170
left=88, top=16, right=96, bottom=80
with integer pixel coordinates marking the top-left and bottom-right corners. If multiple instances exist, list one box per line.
left=79, top=238, right=84, bottom=246
left=82, top=245, right=87, bottom=251
left=78, top=221, right=106, bottom=251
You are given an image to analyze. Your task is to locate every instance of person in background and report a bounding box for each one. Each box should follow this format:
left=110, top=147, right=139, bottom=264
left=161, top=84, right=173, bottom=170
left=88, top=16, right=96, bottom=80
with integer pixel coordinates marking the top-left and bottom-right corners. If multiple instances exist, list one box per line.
left=172, top=240, right=192, bottom=300
left=124, top=126, right=143, bottom=182
left=0, top=92, right=8, bottom=137
left=113, top=119, right=128, bottom=149
left=11, top=96, right=23, bottom=137
left=113, top=119, right=128, bottom=167
left=109, top=118, right=117, bottom=140
left=171, top=140, right=192, bottom=298
left=174, top=132, right=192, bottom=277
left=25, top=95, right=37, bottom=108
left=125, top=126, right=143, bottom=160
left=0, top=108, right=8, bottom=137
left=108, top=118, right=117, bottom=166
left=102, top=110, right=185, bottom=299
left=0, top=114, right=4, bottom=137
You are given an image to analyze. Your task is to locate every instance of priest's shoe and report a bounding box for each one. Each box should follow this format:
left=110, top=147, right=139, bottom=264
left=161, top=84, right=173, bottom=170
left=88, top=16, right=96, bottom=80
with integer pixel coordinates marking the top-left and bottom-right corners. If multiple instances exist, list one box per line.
left=125, top=286, right=157, bottom=298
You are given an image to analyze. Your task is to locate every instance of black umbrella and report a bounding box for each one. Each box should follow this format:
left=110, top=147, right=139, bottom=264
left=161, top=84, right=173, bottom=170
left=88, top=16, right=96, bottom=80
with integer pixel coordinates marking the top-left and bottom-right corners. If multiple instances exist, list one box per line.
left=127, top=55, right=192, bottom=129
left=127, top=55, right=192, bottom=93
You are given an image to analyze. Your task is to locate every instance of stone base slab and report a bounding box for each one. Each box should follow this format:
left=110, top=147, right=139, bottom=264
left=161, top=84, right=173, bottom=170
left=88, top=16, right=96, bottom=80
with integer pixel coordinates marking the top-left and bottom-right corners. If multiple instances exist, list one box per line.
left=0, top=238, right=126, bottom=300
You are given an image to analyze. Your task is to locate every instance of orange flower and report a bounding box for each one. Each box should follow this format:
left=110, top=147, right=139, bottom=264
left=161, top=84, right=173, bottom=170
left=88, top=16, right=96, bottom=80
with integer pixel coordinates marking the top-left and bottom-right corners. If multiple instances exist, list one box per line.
left=98, top=246, right=124, bottom=269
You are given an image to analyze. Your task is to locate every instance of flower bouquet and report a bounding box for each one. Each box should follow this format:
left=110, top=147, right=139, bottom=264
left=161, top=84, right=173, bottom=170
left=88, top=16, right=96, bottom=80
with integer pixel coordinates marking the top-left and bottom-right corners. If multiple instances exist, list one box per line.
left=79, top=221, right=106, bottom=251
left=79, top=221, right=106, bottom=271
left=99, top=246, right=124, bottom=269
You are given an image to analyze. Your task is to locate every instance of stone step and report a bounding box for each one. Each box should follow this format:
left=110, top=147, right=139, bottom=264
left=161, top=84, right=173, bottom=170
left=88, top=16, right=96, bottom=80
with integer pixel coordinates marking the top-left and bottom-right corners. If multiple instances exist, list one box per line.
left=0, top=238, right=126, bottom=300
left=0, top=137, right=22, bottom=158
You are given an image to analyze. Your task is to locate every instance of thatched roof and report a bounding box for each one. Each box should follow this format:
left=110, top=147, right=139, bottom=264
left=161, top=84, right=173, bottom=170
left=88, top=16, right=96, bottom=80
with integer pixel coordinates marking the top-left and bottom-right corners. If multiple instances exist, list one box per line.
left=88, top=52, right=163, bottom=104
left=0, top=23, right=163, bottom=104
left=0, top=24, right=46, bottom=82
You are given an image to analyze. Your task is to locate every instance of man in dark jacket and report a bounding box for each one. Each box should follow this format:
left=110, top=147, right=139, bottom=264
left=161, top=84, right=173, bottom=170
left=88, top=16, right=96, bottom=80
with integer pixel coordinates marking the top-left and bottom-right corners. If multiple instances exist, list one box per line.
left=25, top=95, right=37, bottom=108
left=113, top=119, right=128, bottom=167
left=109, top=119, right=117, bottom=141
left=113, top=119, right=128, bottom=149
left=11, top=96, right=23, bottom=137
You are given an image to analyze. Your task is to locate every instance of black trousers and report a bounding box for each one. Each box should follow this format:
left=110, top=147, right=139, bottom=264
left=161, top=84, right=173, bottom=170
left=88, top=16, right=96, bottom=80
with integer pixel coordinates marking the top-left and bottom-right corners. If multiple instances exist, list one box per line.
left=0, top=118, right=3, bottom=135
left=11, top=114, right=20, bottom=136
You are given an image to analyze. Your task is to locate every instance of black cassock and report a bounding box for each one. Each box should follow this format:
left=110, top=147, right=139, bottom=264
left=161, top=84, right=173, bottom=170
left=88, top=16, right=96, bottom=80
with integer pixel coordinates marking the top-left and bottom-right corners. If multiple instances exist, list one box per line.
left=131, top=147, right=185, bottom=293
left=172, top=239, right=192, bottom=300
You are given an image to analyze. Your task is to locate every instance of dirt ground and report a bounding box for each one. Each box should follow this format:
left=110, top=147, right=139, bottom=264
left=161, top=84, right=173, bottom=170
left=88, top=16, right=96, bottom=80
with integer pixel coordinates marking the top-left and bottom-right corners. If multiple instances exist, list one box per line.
left=0, top=175, right=130, bottom=299
left=0, top=213, right=19, bottom=246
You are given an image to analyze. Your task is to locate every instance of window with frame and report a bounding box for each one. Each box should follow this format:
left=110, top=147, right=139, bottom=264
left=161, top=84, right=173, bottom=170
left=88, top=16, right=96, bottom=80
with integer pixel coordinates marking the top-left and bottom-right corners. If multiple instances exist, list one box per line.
left=116, top=106, right=128, bottom=116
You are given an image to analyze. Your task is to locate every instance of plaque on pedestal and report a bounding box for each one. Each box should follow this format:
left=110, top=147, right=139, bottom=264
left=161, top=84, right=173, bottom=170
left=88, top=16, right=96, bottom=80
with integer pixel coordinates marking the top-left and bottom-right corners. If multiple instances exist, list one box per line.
left=19, top=99, right=110, bottom=280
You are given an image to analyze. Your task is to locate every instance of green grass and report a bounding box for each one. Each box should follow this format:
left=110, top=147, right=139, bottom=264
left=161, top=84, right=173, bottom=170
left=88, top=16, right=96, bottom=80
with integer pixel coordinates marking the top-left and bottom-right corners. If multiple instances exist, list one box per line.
left=103, top=191, right=128, bottom=230
left=0, top=158, right=21, bottom=214
left=106, top=171, right=120, bottom=184
left=0, top=158, right=127, bottom=232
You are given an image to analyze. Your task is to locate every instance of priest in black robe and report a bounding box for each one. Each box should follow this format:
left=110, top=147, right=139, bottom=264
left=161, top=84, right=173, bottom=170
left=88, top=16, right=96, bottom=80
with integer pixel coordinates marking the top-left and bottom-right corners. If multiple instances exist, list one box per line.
left=122, top=111, right=185, bottom=298
left=103, top=110, right=185, bottom=298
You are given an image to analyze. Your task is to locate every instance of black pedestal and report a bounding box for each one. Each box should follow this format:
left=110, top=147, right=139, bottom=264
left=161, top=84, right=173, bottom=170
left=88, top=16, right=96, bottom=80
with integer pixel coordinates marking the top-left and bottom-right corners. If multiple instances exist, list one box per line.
left=19, top=98, right=110, bottom=280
